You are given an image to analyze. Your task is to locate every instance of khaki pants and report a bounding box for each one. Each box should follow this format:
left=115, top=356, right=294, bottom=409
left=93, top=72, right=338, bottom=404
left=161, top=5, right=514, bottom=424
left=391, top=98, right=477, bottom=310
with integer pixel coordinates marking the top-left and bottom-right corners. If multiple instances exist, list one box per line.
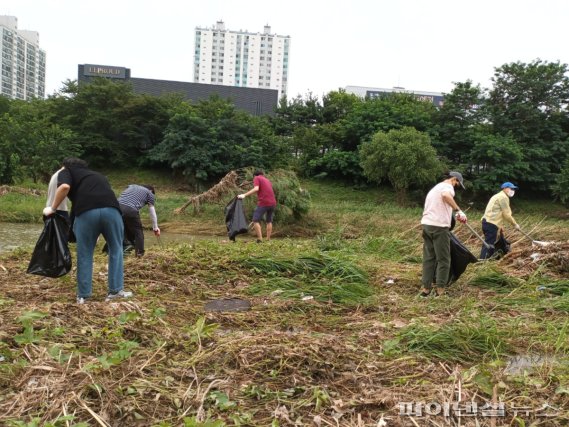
left=421, top=224, right=451, bottom=288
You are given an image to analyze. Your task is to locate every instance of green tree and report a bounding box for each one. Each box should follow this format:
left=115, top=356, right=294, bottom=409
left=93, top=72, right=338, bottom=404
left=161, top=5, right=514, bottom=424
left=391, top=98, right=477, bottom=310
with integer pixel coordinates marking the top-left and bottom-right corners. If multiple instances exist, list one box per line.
left=48, top=78, right=180, bottom=168
left=341, top=93, right=437, bottom=151
left=360, top=127, right=444, bottom=203
left=468, top=133, right=528, bottom=193
left=0, top=114, right=22, bottom=184
left=0, top=95, right=10, bottom=115
left=321, top=90, right=360, bottom=124
left=0, top=99, right=81, bottom=183
left=271, top=93, right=323, bottom=137
left=58, top=78, right=137, bottom=166
left=149, top=97, right=290, bottom=186
left=434, top=80, right=486, bottom=164
left=487, top=60, right=569, bottom=192
left=307, top=150, right=364, bottom=183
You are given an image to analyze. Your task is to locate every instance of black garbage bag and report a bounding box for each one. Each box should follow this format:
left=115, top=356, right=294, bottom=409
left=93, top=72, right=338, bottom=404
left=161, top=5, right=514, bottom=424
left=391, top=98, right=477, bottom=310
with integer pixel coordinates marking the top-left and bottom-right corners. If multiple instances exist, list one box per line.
left=27, top=214, right=72, bottom=278
left=225, top=197, right=249, bottom=241
left=449, top=232, right=478, bottom=283
left=433, top=231, right=478, bottom=286
left=493, top=232, right=510, bottom=259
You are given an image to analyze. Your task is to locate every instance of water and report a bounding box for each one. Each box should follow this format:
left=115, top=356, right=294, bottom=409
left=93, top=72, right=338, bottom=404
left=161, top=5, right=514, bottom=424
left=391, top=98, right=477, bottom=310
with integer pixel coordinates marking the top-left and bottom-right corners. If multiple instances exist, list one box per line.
left=0, top=223, right=43, bottom=253
left=0, top=222, right=209, bottom=254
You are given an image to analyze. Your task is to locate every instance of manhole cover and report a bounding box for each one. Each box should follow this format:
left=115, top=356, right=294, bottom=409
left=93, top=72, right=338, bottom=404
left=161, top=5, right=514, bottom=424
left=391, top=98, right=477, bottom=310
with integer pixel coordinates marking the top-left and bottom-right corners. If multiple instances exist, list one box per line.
left=204, top=298, right=251, bottom=312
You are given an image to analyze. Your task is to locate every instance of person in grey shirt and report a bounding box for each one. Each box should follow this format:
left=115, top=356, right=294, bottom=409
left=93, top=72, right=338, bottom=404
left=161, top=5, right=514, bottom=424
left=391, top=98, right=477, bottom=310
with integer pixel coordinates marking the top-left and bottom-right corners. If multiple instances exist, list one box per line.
left=118, top=184, right=161, bottom=256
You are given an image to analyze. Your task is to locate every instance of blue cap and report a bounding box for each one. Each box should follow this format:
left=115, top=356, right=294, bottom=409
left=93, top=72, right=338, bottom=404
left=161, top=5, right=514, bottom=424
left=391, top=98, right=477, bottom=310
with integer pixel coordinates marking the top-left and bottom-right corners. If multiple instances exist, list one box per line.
left=501, top=182, right=518, bottom=189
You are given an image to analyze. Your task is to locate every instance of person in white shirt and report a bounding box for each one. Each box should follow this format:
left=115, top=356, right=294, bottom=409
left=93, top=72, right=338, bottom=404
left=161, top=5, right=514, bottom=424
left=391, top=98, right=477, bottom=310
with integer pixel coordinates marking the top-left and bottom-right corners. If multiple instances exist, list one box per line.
left=46, top=167, right=69, bottom=219
left=420, top=171, right=467, bottom=297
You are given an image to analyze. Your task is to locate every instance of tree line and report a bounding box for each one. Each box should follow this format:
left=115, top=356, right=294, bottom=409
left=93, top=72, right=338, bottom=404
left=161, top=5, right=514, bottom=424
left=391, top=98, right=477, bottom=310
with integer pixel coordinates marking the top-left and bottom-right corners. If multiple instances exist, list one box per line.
left=0, top=59, right=568, bottom=203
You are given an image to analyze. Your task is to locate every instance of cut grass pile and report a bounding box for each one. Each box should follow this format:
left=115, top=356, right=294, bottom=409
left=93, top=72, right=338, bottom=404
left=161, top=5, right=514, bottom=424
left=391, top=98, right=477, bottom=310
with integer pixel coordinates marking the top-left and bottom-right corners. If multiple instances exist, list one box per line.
left=467, top=268, right=523, bottom=293
left=242, top=254, right=372, bottom=304
left=390, top=316, right=509, bottom=364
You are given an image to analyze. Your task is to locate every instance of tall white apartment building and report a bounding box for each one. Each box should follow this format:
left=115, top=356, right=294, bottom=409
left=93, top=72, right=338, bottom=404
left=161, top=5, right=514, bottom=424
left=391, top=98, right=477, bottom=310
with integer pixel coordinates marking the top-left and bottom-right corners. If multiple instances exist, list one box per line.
left=0, top=16, right=46, bottom=100
left=194, top=21, right=290, bottom=99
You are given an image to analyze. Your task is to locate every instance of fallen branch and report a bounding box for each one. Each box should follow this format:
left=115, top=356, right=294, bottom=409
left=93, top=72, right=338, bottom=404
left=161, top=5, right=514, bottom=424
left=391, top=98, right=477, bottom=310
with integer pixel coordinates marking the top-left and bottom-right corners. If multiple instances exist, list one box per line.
left=174, top=171, right=242, bottom=214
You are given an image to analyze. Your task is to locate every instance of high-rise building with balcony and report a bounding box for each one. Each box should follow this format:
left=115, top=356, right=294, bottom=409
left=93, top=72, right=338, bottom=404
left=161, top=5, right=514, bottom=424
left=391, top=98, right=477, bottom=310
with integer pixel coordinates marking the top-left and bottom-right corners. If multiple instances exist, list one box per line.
left=0, top=16, right=46, bottom=100
left=194, top=21, right=290, bottom=99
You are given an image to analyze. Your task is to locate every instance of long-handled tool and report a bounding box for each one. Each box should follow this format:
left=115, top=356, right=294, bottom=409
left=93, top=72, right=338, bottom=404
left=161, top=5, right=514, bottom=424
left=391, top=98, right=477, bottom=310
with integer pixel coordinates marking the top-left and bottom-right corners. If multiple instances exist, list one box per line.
left=156, top=235, right=164, bottom=249
left=464, top=221, right=493, bottom=250
left=517, top=227, right=553, bottom=247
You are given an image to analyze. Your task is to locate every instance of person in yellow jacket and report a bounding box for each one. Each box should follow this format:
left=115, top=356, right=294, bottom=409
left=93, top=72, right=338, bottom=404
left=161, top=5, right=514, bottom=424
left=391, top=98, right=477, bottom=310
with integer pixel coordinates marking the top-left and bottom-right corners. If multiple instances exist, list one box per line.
left=480, top=182, right=520, bottom=259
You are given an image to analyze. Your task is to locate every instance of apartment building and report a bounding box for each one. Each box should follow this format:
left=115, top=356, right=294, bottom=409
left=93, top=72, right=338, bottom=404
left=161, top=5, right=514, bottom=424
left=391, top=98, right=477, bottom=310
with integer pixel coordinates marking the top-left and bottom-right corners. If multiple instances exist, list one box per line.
left=194, top=21, right=290, bottom=99
left=0, top=16, right=46, bottom=100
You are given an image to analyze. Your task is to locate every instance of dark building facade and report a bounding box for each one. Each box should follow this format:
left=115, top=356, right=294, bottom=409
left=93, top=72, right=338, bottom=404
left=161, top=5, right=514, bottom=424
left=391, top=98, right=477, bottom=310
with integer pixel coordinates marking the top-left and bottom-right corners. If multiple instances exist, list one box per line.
left=78, top=64, right=278, bottom=116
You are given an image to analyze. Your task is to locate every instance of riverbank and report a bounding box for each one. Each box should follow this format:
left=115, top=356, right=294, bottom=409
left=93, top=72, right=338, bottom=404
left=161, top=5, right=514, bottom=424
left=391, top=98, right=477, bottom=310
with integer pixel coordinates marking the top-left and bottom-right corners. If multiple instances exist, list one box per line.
left=1, top=176, right=569, bottom=426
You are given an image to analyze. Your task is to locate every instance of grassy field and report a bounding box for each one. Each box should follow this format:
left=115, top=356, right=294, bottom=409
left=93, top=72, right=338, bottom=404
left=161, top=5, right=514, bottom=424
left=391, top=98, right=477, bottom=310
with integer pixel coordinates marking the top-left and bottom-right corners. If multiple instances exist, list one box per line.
left=1, top=173, right=569, bottom=426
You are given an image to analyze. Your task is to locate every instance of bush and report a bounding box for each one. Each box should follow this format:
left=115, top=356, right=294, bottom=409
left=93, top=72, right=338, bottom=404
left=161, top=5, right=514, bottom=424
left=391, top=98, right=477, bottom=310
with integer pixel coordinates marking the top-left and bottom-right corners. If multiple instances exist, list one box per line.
left=360, top=127, right=444, bottom=204
left=307, top=150, right=366, bottom=184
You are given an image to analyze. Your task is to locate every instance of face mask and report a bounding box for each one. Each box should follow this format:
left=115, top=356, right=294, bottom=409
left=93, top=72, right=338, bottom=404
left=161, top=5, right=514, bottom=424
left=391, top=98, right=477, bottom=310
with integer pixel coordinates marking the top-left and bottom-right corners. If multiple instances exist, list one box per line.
left=506, top=189, right=515, bottom=197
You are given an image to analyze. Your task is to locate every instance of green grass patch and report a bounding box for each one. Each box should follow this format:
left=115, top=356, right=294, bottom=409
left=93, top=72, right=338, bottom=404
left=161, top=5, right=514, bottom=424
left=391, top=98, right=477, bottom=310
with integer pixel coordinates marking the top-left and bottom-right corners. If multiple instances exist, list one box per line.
left=243, top=254, right=373, bottom=304
left=467, top=268, right=523, bottom=293
left=389, top=316, right=510, bottom=363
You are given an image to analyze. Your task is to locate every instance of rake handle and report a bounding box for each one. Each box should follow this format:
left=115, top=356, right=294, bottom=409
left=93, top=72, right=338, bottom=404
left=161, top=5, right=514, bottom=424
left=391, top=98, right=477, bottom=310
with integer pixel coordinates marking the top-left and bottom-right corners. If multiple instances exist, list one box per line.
left=463, top=221, right=492, bottom=250
left=517, top=228, right=536, bottom=243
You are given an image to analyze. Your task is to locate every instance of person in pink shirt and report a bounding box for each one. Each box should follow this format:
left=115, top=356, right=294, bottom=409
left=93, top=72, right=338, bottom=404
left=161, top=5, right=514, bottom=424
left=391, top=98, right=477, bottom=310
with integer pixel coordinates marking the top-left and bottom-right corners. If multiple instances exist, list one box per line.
left=238, top=170, right=277, bottom=242
left=420, top=171, right=467, bottom=297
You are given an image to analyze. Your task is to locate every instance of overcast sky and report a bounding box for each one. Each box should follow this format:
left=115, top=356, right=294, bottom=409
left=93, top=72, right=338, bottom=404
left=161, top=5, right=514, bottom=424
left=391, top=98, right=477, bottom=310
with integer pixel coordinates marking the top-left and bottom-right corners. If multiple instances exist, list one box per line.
left=3, top=0, right=569, bottom=99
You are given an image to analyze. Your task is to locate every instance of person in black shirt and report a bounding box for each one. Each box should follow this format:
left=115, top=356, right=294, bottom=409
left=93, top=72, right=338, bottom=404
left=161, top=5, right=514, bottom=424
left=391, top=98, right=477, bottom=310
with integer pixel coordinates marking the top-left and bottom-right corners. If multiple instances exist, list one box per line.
left=44, top=158, right=132, bottom=304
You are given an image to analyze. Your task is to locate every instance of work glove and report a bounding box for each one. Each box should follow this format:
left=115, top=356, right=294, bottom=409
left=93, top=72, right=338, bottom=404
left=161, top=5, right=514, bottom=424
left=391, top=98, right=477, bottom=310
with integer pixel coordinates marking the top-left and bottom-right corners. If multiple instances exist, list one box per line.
left=43, top=206, right=55, bottom=217
left=455, top=210, right=467, bottom=224
left=153, top=228, right=161, bottom=237
left=237, top=194, right=245, bottom=199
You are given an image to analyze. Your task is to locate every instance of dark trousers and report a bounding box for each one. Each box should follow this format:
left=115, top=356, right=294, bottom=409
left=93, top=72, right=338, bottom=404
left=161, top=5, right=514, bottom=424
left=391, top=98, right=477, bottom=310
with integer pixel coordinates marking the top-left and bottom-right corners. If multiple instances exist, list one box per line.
left=422, top=225, right=451, bottom=288
left=120, top=204, right=145, bottom=256
left=480, top=219, right=498, bottom=259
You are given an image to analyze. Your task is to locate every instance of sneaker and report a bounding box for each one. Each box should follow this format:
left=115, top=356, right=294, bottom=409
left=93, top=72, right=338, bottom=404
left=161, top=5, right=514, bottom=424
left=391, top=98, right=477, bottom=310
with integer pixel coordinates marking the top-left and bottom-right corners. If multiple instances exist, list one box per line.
left=77, top=297, right=87, bottom=304
left=105, top=289, right=133, bottom=301
left=256, top=239, right=262, bottom=243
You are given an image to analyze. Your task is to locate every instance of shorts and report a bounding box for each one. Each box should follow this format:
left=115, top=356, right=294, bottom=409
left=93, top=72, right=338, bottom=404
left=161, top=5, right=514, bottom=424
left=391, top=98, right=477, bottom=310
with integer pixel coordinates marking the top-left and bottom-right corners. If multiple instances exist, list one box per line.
left=252, top=205, right=276, bottom=223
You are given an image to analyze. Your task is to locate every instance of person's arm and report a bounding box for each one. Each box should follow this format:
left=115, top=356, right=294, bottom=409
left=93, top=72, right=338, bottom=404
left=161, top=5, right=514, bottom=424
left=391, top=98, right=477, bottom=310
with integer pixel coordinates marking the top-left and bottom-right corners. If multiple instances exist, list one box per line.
left=499, top=198, right=518, bottom=228
left=43, top=184, right=70, bottom=216
left=441, top=191, right=460, bottom=211
left=148, top=205, right=160, bottom=236
left=238, top=186, right=259, bottom=199
left=441, top=191, right=467, bottom=223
